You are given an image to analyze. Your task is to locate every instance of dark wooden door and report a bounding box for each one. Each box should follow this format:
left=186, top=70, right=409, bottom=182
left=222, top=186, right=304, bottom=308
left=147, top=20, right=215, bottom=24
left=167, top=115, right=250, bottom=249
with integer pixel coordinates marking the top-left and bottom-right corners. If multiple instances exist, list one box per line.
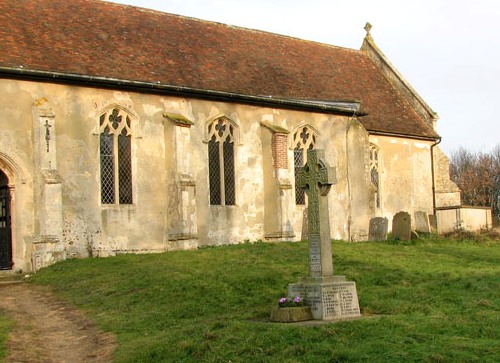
left=0, top=186, right=12, bottom=269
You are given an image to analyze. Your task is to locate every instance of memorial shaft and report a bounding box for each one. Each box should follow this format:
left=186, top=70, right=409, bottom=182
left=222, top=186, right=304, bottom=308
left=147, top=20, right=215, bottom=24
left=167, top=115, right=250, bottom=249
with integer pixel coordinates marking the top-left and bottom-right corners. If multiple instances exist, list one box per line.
left=297, top=149, right=336, bottom=277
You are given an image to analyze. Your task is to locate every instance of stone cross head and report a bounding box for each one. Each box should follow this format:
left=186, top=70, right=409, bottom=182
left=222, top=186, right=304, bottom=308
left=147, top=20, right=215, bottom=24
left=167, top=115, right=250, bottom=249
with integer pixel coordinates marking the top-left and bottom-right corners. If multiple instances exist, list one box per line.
left=297, top=149, right=336, bottom=198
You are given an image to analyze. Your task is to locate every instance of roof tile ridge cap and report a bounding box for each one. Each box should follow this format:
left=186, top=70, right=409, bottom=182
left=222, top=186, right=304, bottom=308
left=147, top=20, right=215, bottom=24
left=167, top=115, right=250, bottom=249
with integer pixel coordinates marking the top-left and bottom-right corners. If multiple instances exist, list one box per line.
left=95, top=0, right=224, bottom=22
left=181, top=15, right=362, bottom=53
left=94, top=0, right=178, bottom=16
left=232, top=26, right=361, bottom=51
left=95, top=1, right=363, bottom=53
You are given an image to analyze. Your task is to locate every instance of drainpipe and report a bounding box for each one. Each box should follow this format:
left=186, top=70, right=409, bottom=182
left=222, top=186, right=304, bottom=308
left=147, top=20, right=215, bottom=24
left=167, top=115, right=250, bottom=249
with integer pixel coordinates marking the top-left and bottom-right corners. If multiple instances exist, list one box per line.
left=345, top=114, right=357, bottom=241
left=430, top=136, right=442, bottom=215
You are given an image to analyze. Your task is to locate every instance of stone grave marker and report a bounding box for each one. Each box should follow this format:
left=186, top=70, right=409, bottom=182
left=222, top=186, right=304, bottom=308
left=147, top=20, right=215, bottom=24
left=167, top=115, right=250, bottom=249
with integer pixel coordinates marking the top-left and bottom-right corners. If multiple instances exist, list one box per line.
left=368, top=217, right=388, bottom=241
left=428, top=214, right=437, bottom=233
left=415, top=211, right=431, bottom=234
left=392, top=211, right=411, bottom=241
left=288, top=149, right=360, bottom=320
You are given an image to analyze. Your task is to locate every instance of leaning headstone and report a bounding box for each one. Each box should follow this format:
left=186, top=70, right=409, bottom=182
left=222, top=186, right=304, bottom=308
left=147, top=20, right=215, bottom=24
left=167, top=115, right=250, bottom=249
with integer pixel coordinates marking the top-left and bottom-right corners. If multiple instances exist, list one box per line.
left=415, top=211, right=431, bottom=234
left=392, top=211, right=411, bottom=241
left=428, top=214, right=437, bottom=233
left=287, top=149, right=360, bottom=321
left=368, top=217, right=388, bottom=241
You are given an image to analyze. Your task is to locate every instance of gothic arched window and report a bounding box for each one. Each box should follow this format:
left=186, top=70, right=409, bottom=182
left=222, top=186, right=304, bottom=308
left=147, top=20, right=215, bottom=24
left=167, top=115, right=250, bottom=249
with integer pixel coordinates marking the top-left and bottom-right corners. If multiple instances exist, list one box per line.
left=99, top=108, right=133, bottom=205
left=369, top=143, right=380, bottom=209
left=208, top=118, right=236, bottom=206
left=292, top=126, right=316, bottom=205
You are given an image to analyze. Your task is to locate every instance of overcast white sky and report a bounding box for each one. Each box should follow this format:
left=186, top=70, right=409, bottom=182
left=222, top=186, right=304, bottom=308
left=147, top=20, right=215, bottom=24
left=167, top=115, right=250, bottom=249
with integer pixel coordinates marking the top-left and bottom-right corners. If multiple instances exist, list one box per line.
left=107, top=0, right=499, bottom=155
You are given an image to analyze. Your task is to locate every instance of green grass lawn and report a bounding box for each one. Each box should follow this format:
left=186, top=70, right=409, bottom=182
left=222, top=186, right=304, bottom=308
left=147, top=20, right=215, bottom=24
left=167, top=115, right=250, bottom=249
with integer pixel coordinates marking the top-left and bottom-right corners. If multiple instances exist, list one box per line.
left=17, top=238, right=500, bottom=362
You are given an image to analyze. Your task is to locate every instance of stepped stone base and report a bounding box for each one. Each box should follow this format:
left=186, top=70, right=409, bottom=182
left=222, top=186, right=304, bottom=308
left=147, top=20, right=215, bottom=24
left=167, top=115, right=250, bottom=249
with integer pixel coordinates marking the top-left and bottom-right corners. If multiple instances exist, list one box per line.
left=269, top=306, right=313, bottom=323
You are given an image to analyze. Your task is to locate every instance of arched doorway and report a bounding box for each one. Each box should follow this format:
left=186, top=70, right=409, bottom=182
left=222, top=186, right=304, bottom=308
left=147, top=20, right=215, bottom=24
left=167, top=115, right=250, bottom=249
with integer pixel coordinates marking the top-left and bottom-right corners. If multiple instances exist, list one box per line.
left=0, top=170, right=12, bottom=269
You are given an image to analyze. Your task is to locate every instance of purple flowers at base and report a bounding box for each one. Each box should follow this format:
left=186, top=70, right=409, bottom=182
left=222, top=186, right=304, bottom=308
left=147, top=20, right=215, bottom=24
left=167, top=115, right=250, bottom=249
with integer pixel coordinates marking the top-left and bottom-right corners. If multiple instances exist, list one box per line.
left=278, top=296, right=304, bottom=308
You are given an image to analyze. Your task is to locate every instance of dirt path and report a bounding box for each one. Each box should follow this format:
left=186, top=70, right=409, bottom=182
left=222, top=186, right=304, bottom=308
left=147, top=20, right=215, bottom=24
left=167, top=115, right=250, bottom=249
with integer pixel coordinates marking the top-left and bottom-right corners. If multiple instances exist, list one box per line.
left=0, top=283, right=116, bottom=363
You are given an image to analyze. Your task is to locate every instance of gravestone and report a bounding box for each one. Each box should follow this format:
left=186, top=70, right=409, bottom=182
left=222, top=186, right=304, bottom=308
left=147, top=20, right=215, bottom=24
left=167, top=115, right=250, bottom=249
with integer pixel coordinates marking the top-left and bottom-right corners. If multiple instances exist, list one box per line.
left=392, top=211, right=411, bottom=241
left=368, top=217, right=388, bottom=241
left=428, top=214, right=437, bottom=233
left=288, top=149, right=360, bottom=320
left=415, top=211, right=431, bottom=234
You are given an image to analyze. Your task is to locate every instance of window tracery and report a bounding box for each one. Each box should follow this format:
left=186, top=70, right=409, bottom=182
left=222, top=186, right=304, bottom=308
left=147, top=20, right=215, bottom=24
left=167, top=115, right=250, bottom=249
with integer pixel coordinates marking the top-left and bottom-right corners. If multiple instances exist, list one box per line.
left=207, top=117, right=236, bottom=205
left=292, top=126, right=316, bottom=205
left=99, top=108, right=133, bottom=205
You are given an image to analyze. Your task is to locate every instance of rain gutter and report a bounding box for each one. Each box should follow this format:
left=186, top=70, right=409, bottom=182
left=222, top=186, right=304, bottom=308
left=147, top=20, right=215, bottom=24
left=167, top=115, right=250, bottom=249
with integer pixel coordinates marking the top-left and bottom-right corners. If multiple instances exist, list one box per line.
left=367, top=130, right=440, bottom=142
left=0, top=67, right=362, bottom=116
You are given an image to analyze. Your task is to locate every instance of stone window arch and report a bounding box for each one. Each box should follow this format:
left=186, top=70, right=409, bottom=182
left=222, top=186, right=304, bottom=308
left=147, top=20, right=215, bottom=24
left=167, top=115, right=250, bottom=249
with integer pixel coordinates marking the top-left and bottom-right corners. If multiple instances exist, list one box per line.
left=207, top=117, right=237, bottom=206
left=291, top=125, right=317, bottom=205
left=369, top=143, right=381, bottom=209
left=99, top=107, right=134, bottom=205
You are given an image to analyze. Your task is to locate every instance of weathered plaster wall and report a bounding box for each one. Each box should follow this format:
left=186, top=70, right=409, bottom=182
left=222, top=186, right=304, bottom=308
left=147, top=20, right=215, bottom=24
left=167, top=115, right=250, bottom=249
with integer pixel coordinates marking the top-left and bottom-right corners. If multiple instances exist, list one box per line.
left=369, top=135, right=434, bottom=231
left=433, top=147, right=461, bottom=207
left=0, top=79, right=36, bottom=271
left=0, top=77, right=440, bottom=270
left=436, top=206, right=492, bottom=233
left=344, top=121, right=373, bottom=241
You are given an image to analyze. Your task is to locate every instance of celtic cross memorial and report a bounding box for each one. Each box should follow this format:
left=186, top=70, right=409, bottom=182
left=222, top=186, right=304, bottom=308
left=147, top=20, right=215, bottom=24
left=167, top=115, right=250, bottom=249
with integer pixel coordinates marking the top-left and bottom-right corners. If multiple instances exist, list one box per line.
left=288, top=149, right=361, bottom=321
left=297, top=149, right=336, bottom=277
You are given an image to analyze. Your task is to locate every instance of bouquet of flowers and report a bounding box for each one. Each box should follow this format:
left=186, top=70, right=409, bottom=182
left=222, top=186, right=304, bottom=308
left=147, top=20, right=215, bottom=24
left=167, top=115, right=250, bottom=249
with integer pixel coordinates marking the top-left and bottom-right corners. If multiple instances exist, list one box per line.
left=278, top=296, right=304, bottom=308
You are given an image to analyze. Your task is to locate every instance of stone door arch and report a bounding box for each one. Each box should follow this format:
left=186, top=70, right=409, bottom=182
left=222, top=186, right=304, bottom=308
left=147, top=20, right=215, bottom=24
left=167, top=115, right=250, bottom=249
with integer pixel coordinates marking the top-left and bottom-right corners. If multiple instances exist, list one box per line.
left=0, top=170, right=12, bottom=269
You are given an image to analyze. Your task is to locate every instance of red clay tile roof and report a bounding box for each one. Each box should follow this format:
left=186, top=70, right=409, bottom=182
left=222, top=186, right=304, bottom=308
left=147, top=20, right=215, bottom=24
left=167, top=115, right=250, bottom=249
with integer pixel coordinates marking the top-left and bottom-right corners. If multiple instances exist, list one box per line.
left=0, top=0, right=438, bottom=139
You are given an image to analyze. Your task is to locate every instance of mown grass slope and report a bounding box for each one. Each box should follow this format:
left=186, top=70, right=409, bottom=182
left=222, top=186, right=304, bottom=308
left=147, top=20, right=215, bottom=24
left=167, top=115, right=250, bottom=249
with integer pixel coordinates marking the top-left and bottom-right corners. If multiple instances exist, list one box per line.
left=23, top=238, right=500, bottom=362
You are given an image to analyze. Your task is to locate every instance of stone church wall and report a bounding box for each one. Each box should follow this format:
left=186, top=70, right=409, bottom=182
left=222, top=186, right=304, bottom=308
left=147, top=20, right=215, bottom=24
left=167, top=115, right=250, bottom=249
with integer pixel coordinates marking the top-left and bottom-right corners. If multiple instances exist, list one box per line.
left=0, top=77, right=439, bottom=271
left=368, top=135, right=435, bottom=231
left=433, top=147, right=461, bottom=207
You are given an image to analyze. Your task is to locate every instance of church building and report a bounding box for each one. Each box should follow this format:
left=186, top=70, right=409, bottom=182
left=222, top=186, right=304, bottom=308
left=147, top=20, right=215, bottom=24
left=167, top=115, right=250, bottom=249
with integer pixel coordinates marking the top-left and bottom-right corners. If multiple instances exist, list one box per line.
left=0, top=0, right=461, bottom=272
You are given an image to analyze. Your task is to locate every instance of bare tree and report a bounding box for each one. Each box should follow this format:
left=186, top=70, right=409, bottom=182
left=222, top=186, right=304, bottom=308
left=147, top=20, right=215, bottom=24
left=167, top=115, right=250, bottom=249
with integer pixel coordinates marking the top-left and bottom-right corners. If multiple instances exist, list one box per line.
left=492, top=145, right=500, bottom=217
left=449, top=144, right=500, bottom=219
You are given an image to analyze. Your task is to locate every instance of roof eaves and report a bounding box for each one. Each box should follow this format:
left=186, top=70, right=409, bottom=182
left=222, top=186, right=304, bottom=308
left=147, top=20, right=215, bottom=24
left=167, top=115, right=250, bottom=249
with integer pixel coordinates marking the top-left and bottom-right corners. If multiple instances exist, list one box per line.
left=366, top=129, right=440, bottom=141
left=0, top=66, right=362, bottom=116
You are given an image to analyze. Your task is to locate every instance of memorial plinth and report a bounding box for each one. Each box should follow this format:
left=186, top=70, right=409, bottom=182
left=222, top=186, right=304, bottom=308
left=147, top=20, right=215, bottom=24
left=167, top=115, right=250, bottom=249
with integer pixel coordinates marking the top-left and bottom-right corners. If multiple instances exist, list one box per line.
left=289, top=276, right=360, bottom=320
left=290, top=149, right=360, bottom=321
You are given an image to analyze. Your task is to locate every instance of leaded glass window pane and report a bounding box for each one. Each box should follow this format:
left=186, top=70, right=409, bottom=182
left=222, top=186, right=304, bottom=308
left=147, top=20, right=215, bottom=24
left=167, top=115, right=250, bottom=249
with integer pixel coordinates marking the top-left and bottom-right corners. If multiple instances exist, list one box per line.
left=118, top=128, right=132, bottom=204
left=292, top=126, right=316, bottom=205
left=223, top=140, right=235, bottom=205
left=99, top=109, right=133, bottom=205
left=207, top=117, right=236, bottom=206
left=100, top=129, right=115, bottom=204
left=294, top=147, right=305, bottom=205
left=208, top=137, right=221, bottom=205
